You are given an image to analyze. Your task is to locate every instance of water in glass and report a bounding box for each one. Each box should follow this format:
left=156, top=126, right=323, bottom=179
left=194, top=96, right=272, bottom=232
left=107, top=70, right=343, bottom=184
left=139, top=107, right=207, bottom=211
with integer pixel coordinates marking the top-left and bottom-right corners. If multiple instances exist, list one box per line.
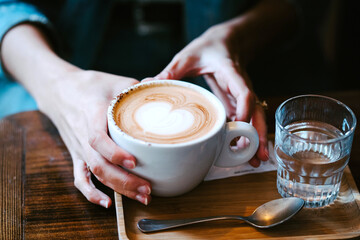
left=275, top=120, right=349, bottom=208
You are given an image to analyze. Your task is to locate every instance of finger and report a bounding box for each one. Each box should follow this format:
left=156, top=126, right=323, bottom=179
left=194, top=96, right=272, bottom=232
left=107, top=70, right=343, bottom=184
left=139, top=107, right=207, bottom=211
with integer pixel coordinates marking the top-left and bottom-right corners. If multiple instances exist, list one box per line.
left=54, top=118, right=113, bottom=208
left=155, top=69, right=174, bottom=79
left=85, top=104, right=136, bottom=168
left=156, top=53, right=201, bottom=80
left=141, top=77, right=156, bottom=82
left=248, top=157, right=261, bottom=168
left=251, top=104, right=269, bottom=162
left=80, top=110, right=152, bottom=205
left=213, top=65, right=255, bottom=122
left=233, top=130, right=263, bottom=167
left=86, top=150, right=152, bottom=205
left=204, top=74, right=236, bottom=119
left=81, top=93, right=151, bottom=205
left=88, top=130, right=136, bottom=169
left=73, top=157, right=112, bottom=208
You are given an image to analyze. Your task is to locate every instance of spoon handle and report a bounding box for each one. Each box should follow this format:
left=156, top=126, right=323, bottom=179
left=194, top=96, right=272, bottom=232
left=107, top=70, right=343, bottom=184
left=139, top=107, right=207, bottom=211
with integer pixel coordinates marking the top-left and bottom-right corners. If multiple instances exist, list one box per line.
left=137, top=215, right=247, bottom=233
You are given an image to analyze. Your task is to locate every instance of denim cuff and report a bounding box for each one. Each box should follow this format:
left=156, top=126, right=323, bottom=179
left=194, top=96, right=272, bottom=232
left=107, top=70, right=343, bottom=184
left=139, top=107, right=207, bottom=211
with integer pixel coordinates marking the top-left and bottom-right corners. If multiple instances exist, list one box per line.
left=0, top=2, right=57, bottom=79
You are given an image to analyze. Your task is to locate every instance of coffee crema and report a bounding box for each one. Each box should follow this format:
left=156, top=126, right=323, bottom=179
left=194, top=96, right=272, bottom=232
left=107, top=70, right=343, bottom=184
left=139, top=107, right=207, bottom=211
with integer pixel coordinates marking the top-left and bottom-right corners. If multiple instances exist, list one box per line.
left=113, top=82, right=218, bottom=144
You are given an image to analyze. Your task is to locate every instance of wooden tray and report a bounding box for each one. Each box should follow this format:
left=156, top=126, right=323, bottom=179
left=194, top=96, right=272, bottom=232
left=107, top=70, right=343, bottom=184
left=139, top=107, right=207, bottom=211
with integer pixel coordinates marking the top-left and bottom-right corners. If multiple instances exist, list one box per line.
left=115, top=166, right=360, bottom=239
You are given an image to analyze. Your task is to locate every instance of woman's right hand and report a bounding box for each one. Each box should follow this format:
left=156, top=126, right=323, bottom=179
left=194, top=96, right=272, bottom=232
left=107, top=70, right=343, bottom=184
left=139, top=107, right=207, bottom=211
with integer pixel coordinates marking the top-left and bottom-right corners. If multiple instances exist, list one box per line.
left=42, top=70, right=152, bottom=208
left=1, top=24, right=152, bottom=208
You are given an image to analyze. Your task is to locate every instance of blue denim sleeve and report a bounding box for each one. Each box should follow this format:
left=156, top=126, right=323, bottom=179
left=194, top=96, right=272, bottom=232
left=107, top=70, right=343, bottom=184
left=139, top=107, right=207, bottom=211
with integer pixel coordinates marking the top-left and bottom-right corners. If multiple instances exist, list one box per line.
left=0, top=1, right=55, bottom=73
left=0, top=1, right=54, bottom=118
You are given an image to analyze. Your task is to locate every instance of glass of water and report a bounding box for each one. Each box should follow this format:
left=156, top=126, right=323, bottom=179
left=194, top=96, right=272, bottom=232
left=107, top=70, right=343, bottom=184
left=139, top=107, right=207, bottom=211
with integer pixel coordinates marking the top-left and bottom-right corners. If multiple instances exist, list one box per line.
left=275, top=95, right=357, bottom=208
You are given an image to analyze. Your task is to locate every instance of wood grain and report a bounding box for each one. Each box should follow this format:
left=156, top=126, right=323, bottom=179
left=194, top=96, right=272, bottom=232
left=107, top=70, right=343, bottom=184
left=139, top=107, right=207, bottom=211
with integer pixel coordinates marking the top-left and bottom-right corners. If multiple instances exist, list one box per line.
left=0, top=112, right=118, bottom=239
left=0, top=119, right=24, bottom=240
left=116, top=167, right=360, bottom=240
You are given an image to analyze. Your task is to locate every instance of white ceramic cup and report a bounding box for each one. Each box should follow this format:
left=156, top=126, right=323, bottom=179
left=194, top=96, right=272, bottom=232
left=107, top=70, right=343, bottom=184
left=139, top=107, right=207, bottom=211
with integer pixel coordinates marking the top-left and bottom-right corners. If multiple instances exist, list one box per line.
left=108, top=80, right=259, bottom=197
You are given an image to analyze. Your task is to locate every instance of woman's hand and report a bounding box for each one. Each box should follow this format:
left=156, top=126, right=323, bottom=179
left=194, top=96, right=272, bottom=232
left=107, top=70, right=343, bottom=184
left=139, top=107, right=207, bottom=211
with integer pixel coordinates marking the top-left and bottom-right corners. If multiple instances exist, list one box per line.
left=154, top=0, right=297, bottom=167
left=1, top=24, right=152, bottom=208
left=155, top=24, right=269, bottom=167
left=43, top=70, right=152, bottom=208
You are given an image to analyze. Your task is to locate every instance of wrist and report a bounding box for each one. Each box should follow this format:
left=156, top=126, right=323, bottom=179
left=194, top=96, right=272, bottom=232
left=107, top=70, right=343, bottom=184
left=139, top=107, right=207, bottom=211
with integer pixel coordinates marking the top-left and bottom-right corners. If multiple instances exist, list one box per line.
left=1, top=23, right=81, bottom=106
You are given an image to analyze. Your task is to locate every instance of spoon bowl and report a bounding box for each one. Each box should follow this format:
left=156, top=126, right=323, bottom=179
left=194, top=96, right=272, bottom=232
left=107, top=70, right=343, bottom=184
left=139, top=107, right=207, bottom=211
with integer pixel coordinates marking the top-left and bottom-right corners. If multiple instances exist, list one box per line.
left=137, top=197, right=305, bottom=233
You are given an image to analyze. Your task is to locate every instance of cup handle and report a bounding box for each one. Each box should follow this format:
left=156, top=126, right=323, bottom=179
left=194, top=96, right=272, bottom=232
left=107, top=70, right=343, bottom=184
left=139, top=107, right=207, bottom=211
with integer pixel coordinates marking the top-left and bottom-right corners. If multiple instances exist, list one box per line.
left=214, top=122, right=259, bottom=168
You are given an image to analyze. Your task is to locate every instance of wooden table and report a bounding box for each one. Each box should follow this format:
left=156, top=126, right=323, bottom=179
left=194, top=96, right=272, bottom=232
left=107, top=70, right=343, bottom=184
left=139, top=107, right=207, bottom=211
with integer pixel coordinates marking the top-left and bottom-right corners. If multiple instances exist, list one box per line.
left=1, top=90, right=359, bottom=239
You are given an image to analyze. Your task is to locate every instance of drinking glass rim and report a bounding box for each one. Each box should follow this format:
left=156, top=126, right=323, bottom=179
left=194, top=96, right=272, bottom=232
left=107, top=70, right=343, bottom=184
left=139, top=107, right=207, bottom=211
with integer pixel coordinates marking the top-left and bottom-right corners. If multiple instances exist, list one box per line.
left=275, top=94, right=357, bottom=143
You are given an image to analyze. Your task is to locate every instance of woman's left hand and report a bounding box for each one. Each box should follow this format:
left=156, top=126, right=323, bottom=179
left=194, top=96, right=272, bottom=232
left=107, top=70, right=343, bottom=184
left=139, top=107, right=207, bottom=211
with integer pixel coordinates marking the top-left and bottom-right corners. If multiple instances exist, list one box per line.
left=154, top=24, right=269, bottom=167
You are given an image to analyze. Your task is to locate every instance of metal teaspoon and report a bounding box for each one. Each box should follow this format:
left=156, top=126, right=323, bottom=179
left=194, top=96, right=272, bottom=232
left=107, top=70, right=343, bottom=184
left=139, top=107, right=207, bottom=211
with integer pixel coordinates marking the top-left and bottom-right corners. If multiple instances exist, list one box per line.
left=137, top=197, right=305, bottom=233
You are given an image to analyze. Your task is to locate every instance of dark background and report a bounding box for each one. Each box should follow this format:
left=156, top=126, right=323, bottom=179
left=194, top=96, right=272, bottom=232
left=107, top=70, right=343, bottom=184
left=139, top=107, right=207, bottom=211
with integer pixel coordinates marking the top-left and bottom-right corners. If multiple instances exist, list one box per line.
left=33, top=0, right=360, bottom=98
left=248, top=0, right=360, bottom=97
left=100, top=0, right=360, bottom=98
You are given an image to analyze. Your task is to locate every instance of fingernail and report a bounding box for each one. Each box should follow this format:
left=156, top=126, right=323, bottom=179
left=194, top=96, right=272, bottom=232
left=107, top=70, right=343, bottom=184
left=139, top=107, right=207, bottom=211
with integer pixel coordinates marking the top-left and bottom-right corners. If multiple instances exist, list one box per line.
left=155, top=71, right=170, bottom=79
left=123, top=159, right=135, bottom=169
left=100, top=199, right=109, bottom=208
left=137, top=185, right=151, bottom=195
left=154, top=73, right=164, bottom=79
left=141, top=77, right=152, bottom=82
left=136, top=194, right=149, bottom=205
left=249, top=157, right=261, bottom=168
left=264, top=147, right=269, bottom=160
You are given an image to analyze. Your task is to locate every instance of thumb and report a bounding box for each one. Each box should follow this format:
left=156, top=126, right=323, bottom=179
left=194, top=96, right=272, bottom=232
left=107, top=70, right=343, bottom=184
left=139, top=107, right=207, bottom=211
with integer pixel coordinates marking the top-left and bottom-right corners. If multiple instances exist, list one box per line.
left=214, top=65, right=255, bottom=122
left=155, top=70, right=175, bottom=80
left=156, top=54, right=199, bottom=80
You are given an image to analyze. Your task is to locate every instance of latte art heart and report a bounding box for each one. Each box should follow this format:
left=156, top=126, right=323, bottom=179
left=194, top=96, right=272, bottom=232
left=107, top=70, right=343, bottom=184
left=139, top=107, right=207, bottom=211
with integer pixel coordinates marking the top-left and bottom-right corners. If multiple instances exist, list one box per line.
left=113, top=83, right=218, bottom=144
left=135, top=102, right=194, bottom=135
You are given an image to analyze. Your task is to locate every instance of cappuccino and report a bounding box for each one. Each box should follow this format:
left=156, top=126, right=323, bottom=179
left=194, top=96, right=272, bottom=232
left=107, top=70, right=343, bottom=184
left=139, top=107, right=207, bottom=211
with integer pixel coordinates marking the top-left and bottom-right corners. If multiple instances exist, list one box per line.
left=108, top=80, right=259, bottom=196
left=113, top=82, right=218, bottom=144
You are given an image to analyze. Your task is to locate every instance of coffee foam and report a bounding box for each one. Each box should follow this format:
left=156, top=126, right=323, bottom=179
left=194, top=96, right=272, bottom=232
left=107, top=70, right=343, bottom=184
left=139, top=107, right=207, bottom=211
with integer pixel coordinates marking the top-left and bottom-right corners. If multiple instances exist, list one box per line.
left=135, top=102, right=195, bottom=135
left=113, top=82, right=218, bottom=144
